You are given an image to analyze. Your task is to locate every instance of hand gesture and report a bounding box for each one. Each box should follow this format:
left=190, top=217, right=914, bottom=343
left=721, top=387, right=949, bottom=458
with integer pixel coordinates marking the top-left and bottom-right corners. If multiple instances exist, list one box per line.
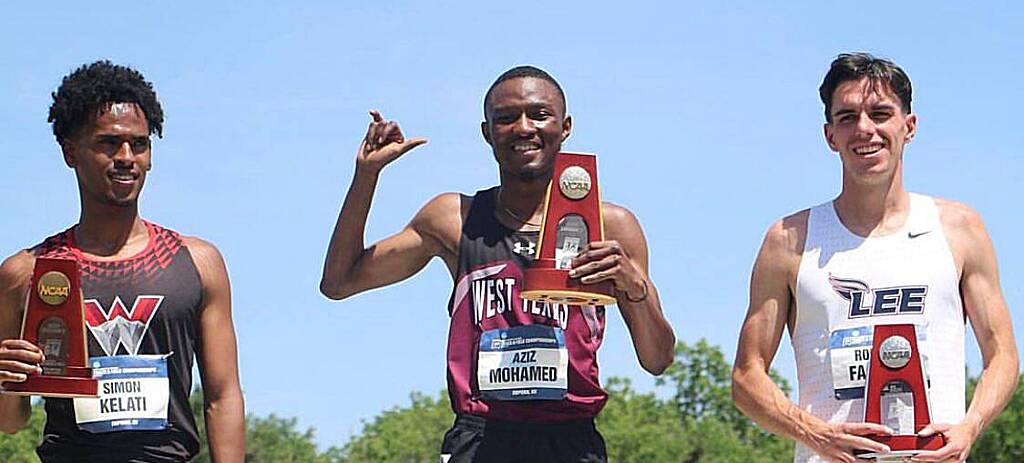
left=0, top=339, right=43, bottom=389
left=357, top=110, right=427, bottom=173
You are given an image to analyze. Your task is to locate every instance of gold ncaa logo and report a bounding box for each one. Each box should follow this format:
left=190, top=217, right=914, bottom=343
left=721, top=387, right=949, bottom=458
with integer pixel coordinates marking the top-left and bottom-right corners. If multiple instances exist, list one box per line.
left=559, top=166, right=591, bottom=200
left=37, top=271, right=71, bottom=306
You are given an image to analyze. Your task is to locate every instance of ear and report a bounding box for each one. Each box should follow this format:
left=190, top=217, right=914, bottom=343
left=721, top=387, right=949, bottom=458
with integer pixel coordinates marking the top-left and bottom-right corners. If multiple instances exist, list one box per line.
left=823, top=122, right=839, bottom=152
left=904, top=113, right=917, bottom=143
left=561, top=115, right=572, bottom=142
left=60, top=141, right=77, bottom=168
left=481, top=121, right=492, bottom=146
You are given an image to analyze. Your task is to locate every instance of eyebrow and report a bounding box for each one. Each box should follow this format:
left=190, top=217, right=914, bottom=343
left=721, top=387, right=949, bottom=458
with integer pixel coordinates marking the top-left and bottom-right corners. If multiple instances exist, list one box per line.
left=832, top=102, right=900, bottom=119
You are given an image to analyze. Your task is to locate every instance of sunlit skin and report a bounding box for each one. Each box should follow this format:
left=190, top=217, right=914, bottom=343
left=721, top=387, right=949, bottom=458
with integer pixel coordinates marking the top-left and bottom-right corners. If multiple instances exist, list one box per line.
left=482, top=77, right=571, bottom=185
left=824, top=78, right=916, bottom=189
left=62, top=102, right=152, bottom=210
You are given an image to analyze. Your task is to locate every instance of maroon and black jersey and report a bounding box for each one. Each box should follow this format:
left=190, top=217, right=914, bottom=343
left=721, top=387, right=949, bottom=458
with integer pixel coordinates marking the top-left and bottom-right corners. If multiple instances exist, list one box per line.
left=33, top=221, right=203, bottom=463
left=446, top=187, right=608, bottom=421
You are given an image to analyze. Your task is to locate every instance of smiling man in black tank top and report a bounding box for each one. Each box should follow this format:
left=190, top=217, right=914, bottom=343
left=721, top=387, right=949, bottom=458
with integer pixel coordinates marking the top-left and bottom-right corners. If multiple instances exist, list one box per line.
left=0, top=61, right=245, bottom=462
left=321, top=66, right=676, bottom=462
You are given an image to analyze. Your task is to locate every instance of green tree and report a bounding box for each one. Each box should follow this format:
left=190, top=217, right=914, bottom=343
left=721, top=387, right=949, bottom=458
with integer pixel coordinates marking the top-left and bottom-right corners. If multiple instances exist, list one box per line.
left=968, top=373, right=1024, bottom=462
left=658, top=339, right=793, bottom=461
left=338, top=391, right=453, bottom=463
left=597, top=377, right=690, bottom=462
left=0, top=399, right=45, bottom=463
left=190, top=389, right=344, bottom=463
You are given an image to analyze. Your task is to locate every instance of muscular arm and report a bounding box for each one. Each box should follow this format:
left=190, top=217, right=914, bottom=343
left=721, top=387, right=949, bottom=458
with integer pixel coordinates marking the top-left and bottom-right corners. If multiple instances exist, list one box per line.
left=320, top=180, right=459, bottom=300
left=0, top=252, right=38, bottom=434
left=320, top=111, right=457, bottom=300
left=732, top=213, right=890, bottom=461
left=732, top=215, right=814, bottom=440
left=598, top=204, right=674, bottom=375
left=940, top=201, right=1019, bottom=439
left=187, top=238, right=245, bottom=463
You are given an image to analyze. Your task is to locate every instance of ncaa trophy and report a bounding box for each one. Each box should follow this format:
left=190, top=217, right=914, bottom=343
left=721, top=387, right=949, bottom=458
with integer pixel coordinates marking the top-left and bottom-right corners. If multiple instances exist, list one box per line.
left=2, top=257, right=98, bottom=398
left=856, top=324, right=944, bottom=459
left=521, top=152, right=617, bottom=306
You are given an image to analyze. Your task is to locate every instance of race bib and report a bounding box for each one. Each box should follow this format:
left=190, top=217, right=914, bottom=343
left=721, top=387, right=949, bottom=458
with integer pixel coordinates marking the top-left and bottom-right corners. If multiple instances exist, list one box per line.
left=477, top=325, right=568, bottom=401
left=73, top=355, right=171, bottom=433
left=828, top=326, right=929, bottom=400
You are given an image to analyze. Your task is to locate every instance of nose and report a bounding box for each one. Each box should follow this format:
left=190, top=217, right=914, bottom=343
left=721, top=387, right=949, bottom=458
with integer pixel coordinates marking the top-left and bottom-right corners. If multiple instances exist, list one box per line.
left=112, top=141, right=135, bottom=166
left=855, top=112, right=875, bottom=135
left=513, top=113, right=536, bottom=136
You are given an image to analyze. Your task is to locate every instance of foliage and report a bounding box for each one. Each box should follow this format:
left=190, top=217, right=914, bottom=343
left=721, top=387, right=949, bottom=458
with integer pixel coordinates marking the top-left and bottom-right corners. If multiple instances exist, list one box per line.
left=338, top=391, right=453, bottom=463
left=967, top=373, right=1024, bottom=462
left=0, top=399, right=44, bottom=463
left=5, top=346, right=1023, bottom=462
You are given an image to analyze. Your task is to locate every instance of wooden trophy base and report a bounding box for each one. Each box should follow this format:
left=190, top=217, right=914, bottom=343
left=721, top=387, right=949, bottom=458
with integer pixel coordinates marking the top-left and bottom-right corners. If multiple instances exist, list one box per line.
left=523, top=261, right=617, bottom=305
left=855, top=434, right=945, bottom=460
left=3, top=367, right=98, bottom=398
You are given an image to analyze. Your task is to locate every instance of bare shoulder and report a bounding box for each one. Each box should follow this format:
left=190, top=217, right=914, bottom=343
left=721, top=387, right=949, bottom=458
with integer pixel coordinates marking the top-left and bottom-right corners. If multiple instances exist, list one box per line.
left=761, top=209, right=810, bottom=264
left=0, top=250, right=36, bottom=294
left=601, top=201, right=642, bottom=236
left=935, top=197, right=986, bottom=236
left=181, top=236, right=228, bottom=281
left=412, top=192, right=466, bottom=251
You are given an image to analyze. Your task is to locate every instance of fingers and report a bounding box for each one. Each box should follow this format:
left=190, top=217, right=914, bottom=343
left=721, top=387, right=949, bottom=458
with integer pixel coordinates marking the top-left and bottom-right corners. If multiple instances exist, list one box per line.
left=839, top=422, right=894, bottom=436
left=916, top=423, right=950, bottom=437
left=570, top=241, right=625, bottom=267
left=569, top=254, right=621, bottom=282
left=399, top=137, right=428, bottom=153
left=1, top=339, right=43, bottom=355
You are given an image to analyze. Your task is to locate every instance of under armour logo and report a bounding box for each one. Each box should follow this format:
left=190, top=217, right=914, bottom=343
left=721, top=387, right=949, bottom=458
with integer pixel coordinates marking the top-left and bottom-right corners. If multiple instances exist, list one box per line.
left=512, top=240, right=536, bottom=256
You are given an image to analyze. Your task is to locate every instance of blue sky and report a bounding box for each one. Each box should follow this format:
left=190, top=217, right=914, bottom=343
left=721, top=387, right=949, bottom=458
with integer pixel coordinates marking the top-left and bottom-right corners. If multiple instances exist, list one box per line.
left=2, top=1, right=1021, bottom=449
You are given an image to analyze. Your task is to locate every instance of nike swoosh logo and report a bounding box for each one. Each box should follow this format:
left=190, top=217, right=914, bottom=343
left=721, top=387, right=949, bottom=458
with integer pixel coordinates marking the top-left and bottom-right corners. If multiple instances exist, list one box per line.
left=908, top=230, right=932, bottom=239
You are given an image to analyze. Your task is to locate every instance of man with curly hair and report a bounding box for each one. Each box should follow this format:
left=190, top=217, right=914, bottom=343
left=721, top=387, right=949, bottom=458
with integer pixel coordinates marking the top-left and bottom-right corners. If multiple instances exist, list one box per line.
left=0, top=60, right=245, bottom=462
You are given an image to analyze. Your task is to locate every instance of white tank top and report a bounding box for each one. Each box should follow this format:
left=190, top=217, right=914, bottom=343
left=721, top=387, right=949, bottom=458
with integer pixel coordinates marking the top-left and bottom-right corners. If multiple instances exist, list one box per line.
left=791, top=193, right=965, bottom=463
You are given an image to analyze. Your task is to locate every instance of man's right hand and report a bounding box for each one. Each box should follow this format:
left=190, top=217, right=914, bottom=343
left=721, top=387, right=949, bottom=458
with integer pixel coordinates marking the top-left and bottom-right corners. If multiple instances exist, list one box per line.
left=356, top=110, right=427, bottom=173
left=0, top=339, right=43, bottom=388
left=805, top=421, right=894, bottom=463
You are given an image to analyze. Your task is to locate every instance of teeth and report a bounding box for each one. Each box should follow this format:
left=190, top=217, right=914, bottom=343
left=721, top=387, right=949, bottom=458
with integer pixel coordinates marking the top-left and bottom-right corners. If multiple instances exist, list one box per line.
left=513, top=142, right=540, bottom=152
left=854, top=144, right=884, bottom=155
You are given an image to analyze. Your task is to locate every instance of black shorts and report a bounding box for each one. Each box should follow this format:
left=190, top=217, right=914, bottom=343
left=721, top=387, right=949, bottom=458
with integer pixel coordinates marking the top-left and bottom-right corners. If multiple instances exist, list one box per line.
left=440, top=414, right=607, bottom=463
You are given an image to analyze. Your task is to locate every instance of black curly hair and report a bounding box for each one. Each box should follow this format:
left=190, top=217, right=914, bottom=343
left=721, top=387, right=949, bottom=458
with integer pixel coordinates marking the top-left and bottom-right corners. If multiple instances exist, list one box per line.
left=48, top=60, right=164, bottom=143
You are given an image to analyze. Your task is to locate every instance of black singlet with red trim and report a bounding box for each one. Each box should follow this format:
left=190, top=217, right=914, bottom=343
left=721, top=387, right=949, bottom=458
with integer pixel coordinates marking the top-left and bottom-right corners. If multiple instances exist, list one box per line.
left=33, top=221, right=203, bottom=463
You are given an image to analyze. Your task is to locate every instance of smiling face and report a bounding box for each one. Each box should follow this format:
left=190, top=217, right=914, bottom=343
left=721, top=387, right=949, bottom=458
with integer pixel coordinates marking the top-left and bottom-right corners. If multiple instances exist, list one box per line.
left=824, top=78, right=917, bottom=186
left=482, top=76, right=571, bottom=182
left=62, top=102, right=152, bottom=208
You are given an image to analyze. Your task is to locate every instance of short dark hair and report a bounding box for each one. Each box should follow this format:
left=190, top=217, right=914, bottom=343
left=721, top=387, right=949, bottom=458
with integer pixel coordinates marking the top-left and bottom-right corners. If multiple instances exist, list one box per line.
left=483, top=65, right=567, bottom=117
left=819, top=53, right=912, bottom=122
left=48, top=60, right=164, bottom=143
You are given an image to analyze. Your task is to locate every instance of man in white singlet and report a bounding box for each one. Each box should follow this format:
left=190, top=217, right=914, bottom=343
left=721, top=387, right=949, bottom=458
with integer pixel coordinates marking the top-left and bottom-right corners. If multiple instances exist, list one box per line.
left=731, top=53, right=1019, bottom=463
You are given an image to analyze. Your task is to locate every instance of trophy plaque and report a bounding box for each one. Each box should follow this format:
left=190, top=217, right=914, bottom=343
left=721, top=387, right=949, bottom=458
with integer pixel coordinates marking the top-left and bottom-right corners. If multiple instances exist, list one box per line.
left=2, top=257, right=98, bottom=398
left=522, top=152, right=617, bottom=306
left=856, top=324, right=944, bottom=459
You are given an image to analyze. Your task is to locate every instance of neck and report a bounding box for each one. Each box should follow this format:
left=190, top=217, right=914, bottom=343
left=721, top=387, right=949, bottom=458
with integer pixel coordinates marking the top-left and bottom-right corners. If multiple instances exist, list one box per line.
left=75, top=199, right=146, bottom=256
left=834, top=167, right=909, bottom=236
left=496, top=170, right=551, bottom=227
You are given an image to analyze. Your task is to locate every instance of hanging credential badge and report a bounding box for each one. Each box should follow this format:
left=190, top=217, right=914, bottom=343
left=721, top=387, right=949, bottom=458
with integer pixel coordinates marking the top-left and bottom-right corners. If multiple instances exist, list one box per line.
left=73, top=355, right=171, bottom=433
left=477, top=325, right=568, bottom=401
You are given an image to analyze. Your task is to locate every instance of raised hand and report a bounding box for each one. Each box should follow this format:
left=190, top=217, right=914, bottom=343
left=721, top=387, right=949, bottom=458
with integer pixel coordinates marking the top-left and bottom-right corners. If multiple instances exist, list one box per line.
left=357, top=110, right=428, bottom=173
